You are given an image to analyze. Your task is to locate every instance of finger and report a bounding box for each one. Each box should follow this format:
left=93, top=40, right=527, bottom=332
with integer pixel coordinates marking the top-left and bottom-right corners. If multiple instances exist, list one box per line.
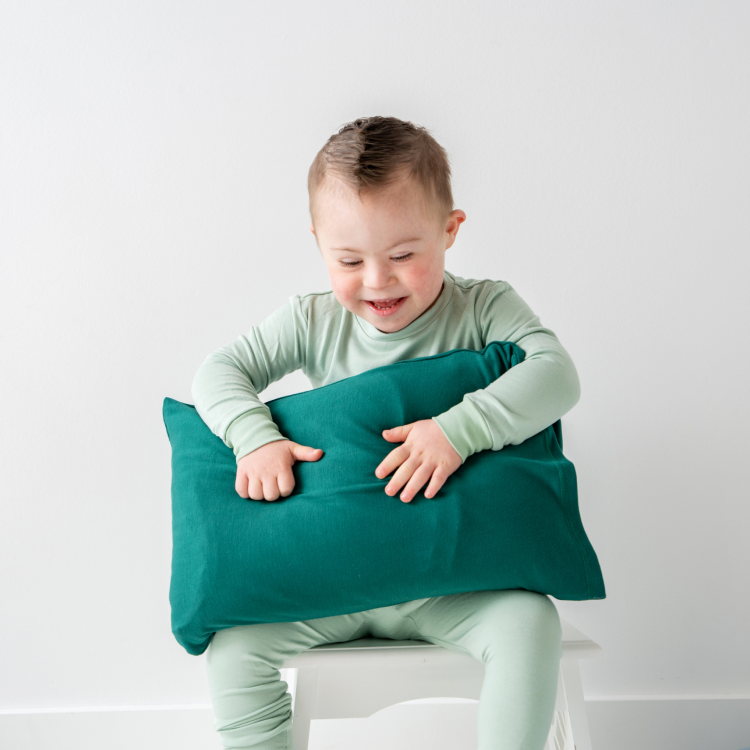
left=398, top=464, right=434, bottom=503
left=235, top=472, right=249, bottom=499
left=384, top=458, right=419, bottom=497
left=261, top=476, right=281, bottom=502
left=294, top=444, right=323, bottom=462
left=423, top=468, right=447, bottom=499
left=382, top=424, right=412, bottom=442
left=277, top=470, right=295, bottom=498
left=247, top=477, right=264, bottom=501
left=375, top=446, right=409, bottom=479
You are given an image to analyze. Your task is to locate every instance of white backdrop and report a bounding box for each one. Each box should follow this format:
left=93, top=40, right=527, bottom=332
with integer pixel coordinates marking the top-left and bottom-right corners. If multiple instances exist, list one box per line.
left=2, top=0, right=748, bottom=718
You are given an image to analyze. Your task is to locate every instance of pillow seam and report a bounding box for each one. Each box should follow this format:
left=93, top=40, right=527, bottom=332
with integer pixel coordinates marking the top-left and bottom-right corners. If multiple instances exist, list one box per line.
left=545, top=427, right=594, bottom=599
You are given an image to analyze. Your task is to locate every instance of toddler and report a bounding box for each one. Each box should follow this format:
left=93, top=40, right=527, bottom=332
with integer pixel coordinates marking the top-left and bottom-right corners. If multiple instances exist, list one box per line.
left=192, top=116, right=581, bottom=750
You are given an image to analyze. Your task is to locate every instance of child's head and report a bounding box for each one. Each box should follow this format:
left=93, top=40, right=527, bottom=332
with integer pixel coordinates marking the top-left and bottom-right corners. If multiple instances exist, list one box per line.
left=308, top=116, right=465, bottom=334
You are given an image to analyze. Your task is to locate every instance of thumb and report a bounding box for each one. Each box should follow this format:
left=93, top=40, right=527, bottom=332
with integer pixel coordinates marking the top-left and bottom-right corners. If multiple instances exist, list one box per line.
left=292, top=444, right=323, bottom=462
left=383, top=424, right=408, bottom=440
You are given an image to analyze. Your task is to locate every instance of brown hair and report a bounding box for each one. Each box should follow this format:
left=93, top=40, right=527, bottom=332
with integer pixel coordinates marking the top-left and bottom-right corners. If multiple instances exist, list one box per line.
left=308, top=116, right=454, bottom=225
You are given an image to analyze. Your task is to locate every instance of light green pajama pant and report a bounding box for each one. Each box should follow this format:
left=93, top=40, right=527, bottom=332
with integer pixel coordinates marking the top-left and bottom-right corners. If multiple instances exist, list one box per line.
left=205, top=589, right=563, bottom=750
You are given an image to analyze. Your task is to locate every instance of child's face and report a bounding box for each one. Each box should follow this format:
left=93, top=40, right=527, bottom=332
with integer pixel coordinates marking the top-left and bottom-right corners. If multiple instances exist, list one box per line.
left=311, top=173, right=465, bottom=334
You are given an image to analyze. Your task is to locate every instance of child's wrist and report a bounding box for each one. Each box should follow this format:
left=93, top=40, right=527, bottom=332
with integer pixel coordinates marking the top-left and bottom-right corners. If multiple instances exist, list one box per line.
left=227, top=409, right=286, bottom=461
left=432, top=401, right=493, bottom=462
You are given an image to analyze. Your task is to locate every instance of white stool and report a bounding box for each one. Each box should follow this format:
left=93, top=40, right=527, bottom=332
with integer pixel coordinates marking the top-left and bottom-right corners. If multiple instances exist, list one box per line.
left=283, top=617, right=601, bottom=750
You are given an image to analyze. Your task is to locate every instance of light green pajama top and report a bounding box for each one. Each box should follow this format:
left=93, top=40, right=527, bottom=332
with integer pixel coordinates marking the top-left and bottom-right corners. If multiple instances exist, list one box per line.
left=191, top=270, right=581, bottom=465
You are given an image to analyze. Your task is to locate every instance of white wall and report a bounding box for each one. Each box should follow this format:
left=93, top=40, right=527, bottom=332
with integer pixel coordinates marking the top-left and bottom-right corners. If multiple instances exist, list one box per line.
left=1, top=0, right=748, bottom=736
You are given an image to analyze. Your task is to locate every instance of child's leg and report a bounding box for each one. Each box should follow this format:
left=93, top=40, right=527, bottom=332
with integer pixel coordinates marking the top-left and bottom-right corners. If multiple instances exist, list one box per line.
left=205, top=606, right=404, bottom=750
left=396, top=590, right=562, bottom=750
left=205, top=591, right=560, bottom=749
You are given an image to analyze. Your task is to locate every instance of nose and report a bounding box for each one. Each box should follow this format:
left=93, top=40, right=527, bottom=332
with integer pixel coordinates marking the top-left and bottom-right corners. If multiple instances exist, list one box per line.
left=362, top=260, right=396, bottom=292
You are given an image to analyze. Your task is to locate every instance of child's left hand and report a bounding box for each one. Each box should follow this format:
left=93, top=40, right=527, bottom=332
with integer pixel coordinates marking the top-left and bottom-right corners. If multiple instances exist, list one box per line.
left=375, top=419, right=463, bottom=503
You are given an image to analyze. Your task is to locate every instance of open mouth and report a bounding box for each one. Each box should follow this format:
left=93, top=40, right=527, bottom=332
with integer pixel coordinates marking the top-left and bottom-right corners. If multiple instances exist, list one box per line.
left=365, top=297, right=406, bottom=316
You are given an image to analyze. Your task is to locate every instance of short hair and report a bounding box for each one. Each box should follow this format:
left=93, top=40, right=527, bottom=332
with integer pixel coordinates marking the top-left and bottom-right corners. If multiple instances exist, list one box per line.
left=308, top=116, right=454, bottom=226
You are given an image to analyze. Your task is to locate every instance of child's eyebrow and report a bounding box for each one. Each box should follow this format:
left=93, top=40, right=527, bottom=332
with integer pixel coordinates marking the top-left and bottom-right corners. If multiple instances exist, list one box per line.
left=330, top=237, right=421, bottom=254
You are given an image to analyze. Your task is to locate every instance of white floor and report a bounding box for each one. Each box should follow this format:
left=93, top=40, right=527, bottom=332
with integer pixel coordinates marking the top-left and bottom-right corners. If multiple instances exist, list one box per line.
left=2, top=699, right=749, bottom=750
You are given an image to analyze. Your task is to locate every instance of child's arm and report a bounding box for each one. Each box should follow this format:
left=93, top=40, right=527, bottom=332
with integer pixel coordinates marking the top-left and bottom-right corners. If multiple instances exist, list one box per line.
left=192, top=300, right=322, bottom=500
left=433, top=280, right=580, bottom=463
left=377, top=281, right=580, bottom=503
left=192, top=302, right=303, bottom=459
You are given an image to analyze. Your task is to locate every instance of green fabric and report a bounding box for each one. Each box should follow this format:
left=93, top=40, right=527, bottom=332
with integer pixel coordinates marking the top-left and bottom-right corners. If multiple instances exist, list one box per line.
left=163, top=341, right=605, bottom=656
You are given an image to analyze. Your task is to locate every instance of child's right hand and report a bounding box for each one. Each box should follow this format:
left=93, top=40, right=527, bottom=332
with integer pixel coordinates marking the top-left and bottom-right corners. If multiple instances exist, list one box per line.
left=235, top=440, right=323, bottom=501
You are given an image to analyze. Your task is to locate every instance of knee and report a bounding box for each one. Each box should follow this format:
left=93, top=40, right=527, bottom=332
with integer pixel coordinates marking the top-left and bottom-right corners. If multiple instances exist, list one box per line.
left=206, top=627, right=250, bottom=678
left=510, top=591, right=561, bottom=635
left=482, top=591, right=562, bottom=653
left=206, top=625, right=283, bottom=677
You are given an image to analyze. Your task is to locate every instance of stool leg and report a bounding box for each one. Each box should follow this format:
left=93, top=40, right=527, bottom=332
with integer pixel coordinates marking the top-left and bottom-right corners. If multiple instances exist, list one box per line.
left=292, top=667, right=318, bottom=750
left=544, top=665, right=575, bottom=750
left=560, top=658, right=593, bottom=750
left=544, top=709, right=575, bottom=750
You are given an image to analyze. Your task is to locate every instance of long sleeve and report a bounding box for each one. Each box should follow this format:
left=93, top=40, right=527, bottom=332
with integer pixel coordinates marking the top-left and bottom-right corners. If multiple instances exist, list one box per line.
left=191, top=300, right=307, bottom=462
left=432, top=282, right=581, bottom=463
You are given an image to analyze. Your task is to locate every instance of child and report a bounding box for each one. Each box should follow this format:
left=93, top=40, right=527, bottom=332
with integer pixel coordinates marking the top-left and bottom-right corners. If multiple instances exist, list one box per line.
left=192, top=116, right=581, bottom=750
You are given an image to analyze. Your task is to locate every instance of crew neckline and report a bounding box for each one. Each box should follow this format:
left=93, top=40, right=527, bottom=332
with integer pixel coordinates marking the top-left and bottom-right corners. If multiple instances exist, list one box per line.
left=355, top=270, right=456, bottom=341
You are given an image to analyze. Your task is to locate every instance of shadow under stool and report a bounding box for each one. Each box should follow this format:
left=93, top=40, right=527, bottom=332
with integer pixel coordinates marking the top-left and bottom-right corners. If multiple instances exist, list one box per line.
left=283, top=616, right=601, bottom=750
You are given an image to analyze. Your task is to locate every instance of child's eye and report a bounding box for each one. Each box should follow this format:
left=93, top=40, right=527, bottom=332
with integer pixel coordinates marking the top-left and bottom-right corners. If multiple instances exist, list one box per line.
left=339, top=253, right=412, bottom=268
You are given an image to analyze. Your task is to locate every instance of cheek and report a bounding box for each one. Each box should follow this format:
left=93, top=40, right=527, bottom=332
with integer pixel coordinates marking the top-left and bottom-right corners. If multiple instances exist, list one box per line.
left=330, top=274, right=358, bottom=304
left=404, top=265, right=432, bottom=293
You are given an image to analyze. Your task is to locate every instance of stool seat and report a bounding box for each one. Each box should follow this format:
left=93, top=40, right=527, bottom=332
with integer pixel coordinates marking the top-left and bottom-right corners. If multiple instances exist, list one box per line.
left=283, top=616, right=601, bottom=750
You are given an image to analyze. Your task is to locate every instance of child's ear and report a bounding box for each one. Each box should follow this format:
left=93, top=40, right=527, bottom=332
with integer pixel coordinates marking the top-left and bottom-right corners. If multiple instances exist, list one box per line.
left=444, top=210, right=466, bottom=249
left=309, top=224, right=316, bottom=235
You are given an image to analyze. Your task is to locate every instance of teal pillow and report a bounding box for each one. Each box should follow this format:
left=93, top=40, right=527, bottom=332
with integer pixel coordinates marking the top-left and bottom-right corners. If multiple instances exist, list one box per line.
left=163, top=341, right=605, bottom=656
